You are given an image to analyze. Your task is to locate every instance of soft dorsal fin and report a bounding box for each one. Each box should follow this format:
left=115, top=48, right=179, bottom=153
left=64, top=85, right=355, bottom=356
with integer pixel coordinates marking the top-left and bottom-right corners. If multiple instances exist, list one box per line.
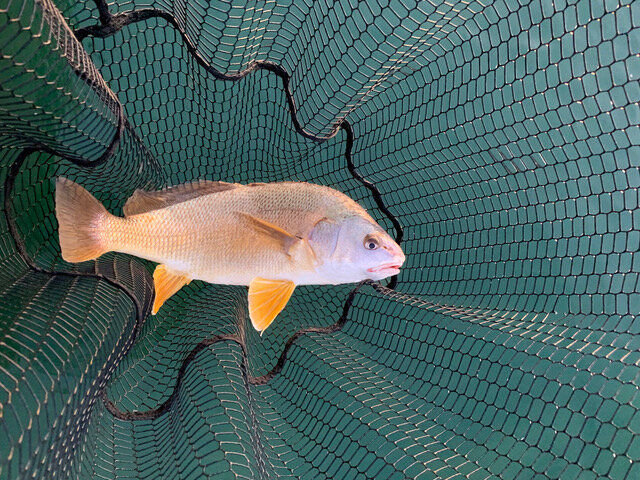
left=152, top=265, right=191, bottom=314
left=124, top=180, right=240, bottom=216
left=248, top=278, right=296, bottom=334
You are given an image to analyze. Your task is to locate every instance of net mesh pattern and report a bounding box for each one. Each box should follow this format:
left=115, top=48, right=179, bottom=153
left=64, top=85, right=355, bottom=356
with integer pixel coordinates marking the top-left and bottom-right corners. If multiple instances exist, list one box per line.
left=1, top=0, right=639, bottom=478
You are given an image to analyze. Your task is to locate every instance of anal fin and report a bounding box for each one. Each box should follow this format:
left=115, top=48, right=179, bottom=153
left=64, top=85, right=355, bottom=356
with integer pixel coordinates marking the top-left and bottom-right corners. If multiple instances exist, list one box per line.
left=248, top=278, right=296, bottom=334
left=152, top=265, right=191, bottom=314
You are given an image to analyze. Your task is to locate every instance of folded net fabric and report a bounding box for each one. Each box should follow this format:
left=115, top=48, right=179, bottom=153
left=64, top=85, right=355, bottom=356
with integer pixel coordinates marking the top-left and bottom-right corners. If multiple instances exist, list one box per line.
left=1, top=0, right=639, bottom=478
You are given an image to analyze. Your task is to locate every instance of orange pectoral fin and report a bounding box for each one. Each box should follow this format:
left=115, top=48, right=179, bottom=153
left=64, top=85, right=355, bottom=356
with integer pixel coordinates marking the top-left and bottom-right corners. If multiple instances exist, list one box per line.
left=238, top=213, right=300, bottom=254
left=248, top=278, right=296, bottom=334
left=152, top=265, right=191, bottom=314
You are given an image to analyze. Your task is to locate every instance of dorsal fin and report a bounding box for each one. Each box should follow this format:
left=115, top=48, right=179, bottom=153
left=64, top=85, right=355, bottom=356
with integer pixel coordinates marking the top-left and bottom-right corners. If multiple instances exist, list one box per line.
left=124, top=180, right=240, bottom=216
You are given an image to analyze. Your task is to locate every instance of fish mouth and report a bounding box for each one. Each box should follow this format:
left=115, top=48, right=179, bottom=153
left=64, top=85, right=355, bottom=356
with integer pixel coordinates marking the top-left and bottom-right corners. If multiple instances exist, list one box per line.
left=367, top=262, right=402, bottom=275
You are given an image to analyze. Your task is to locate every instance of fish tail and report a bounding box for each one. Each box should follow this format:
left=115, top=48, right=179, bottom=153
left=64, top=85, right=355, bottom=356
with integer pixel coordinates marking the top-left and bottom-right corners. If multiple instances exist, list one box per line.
left=55, top=177, right=110, bottom=262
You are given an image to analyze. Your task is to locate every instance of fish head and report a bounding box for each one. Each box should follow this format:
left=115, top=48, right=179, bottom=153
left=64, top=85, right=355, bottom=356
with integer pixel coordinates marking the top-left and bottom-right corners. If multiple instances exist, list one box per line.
left=310, top=215, right=405, bottom=283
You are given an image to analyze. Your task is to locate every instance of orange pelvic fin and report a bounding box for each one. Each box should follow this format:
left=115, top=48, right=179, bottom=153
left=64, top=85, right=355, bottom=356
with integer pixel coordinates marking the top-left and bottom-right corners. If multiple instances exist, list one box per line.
left=248, top=278, right=296, bottom=334
left=152, top=265, right=191, bottom=314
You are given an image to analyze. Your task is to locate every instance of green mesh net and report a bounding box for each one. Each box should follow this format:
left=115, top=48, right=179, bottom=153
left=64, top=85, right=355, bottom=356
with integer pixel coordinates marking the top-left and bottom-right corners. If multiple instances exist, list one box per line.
left=1, top=0, right=640, bottom=478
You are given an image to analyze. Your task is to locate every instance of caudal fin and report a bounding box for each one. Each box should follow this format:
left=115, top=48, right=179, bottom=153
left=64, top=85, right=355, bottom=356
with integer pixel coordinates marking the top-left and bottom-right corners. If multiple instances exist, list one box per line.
left=55, top=177, right=109, bottom=262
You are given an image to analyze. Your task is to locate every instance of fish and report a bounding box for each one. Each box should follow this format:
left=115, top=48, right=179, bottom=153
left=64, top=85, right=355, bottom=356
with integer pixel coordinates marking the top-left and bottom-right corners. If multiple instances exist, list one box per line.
left=55, top=178, right=405, bottom=333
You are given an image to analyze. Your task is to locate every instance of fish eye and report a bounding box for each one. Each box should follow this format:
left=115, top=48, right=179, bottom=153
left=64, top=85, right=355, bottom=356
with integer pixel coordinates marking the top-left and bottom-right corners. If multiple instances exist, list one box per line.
left=364, top=236, right=379, bottom=250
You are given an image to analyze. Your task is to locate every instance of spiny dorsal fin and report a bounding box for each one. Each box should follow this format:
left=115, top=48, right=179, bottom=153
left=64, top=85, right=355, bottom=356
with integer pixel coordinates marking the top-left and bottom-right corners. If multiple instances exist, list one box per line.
left=124, top=180, right=240, bottom=216
left=248, top=278, right=296, bottom=334
left=152, top=265, right=191, bottom=314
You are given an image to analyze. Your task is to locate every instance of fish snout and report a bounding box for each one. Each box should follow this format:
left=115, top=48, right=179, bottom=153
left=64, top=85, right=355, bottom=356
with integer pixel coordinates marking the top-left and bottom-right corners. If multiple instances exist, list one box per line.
left=383, top=241, right=405, bottom=265
left=367, top=241, right=406, bottom=277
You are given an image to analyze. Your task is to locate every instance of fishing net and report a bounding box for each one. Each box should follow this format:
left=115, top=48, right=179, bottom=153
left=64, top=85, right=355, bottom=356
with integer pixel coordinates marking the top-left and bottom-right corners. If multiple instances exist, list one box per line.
left=1, top=0, right=639, bottom=478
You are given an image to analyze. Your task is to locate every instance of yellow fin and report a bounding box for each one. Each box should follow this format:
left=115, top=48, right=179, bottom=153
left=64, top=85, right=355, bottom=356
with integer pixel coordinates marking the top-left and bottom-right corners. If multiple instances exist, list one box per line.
left=248, top=278, right=296, bottom=334
left=152, top=265, right=191, bottom=314
left=239, top=213, right=300, bottom=254
left=124, top=180, right=240, bottom=216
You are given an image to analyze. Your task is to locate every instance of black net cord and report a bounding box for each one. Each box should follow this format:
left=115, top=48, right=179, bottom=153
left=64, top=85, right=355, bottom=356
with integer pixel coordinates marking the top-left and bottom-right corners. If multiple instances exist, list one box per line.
left=102, top=279, right=373, bottom=420
left=78, top=0, right=405, bottom=416
left=3, top=1, right=635, bottom=478
left=100, top=277, right=436, bottom=421
left=4, top=0, right=406, bottom=423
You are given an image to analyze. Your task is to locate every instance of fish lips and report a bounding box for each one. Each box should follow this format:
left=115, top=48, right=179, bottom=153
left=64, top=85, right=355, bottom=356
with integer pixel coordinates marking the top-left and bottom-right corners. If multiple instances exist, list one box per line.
left=367, top=262, right=403, bottom=276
